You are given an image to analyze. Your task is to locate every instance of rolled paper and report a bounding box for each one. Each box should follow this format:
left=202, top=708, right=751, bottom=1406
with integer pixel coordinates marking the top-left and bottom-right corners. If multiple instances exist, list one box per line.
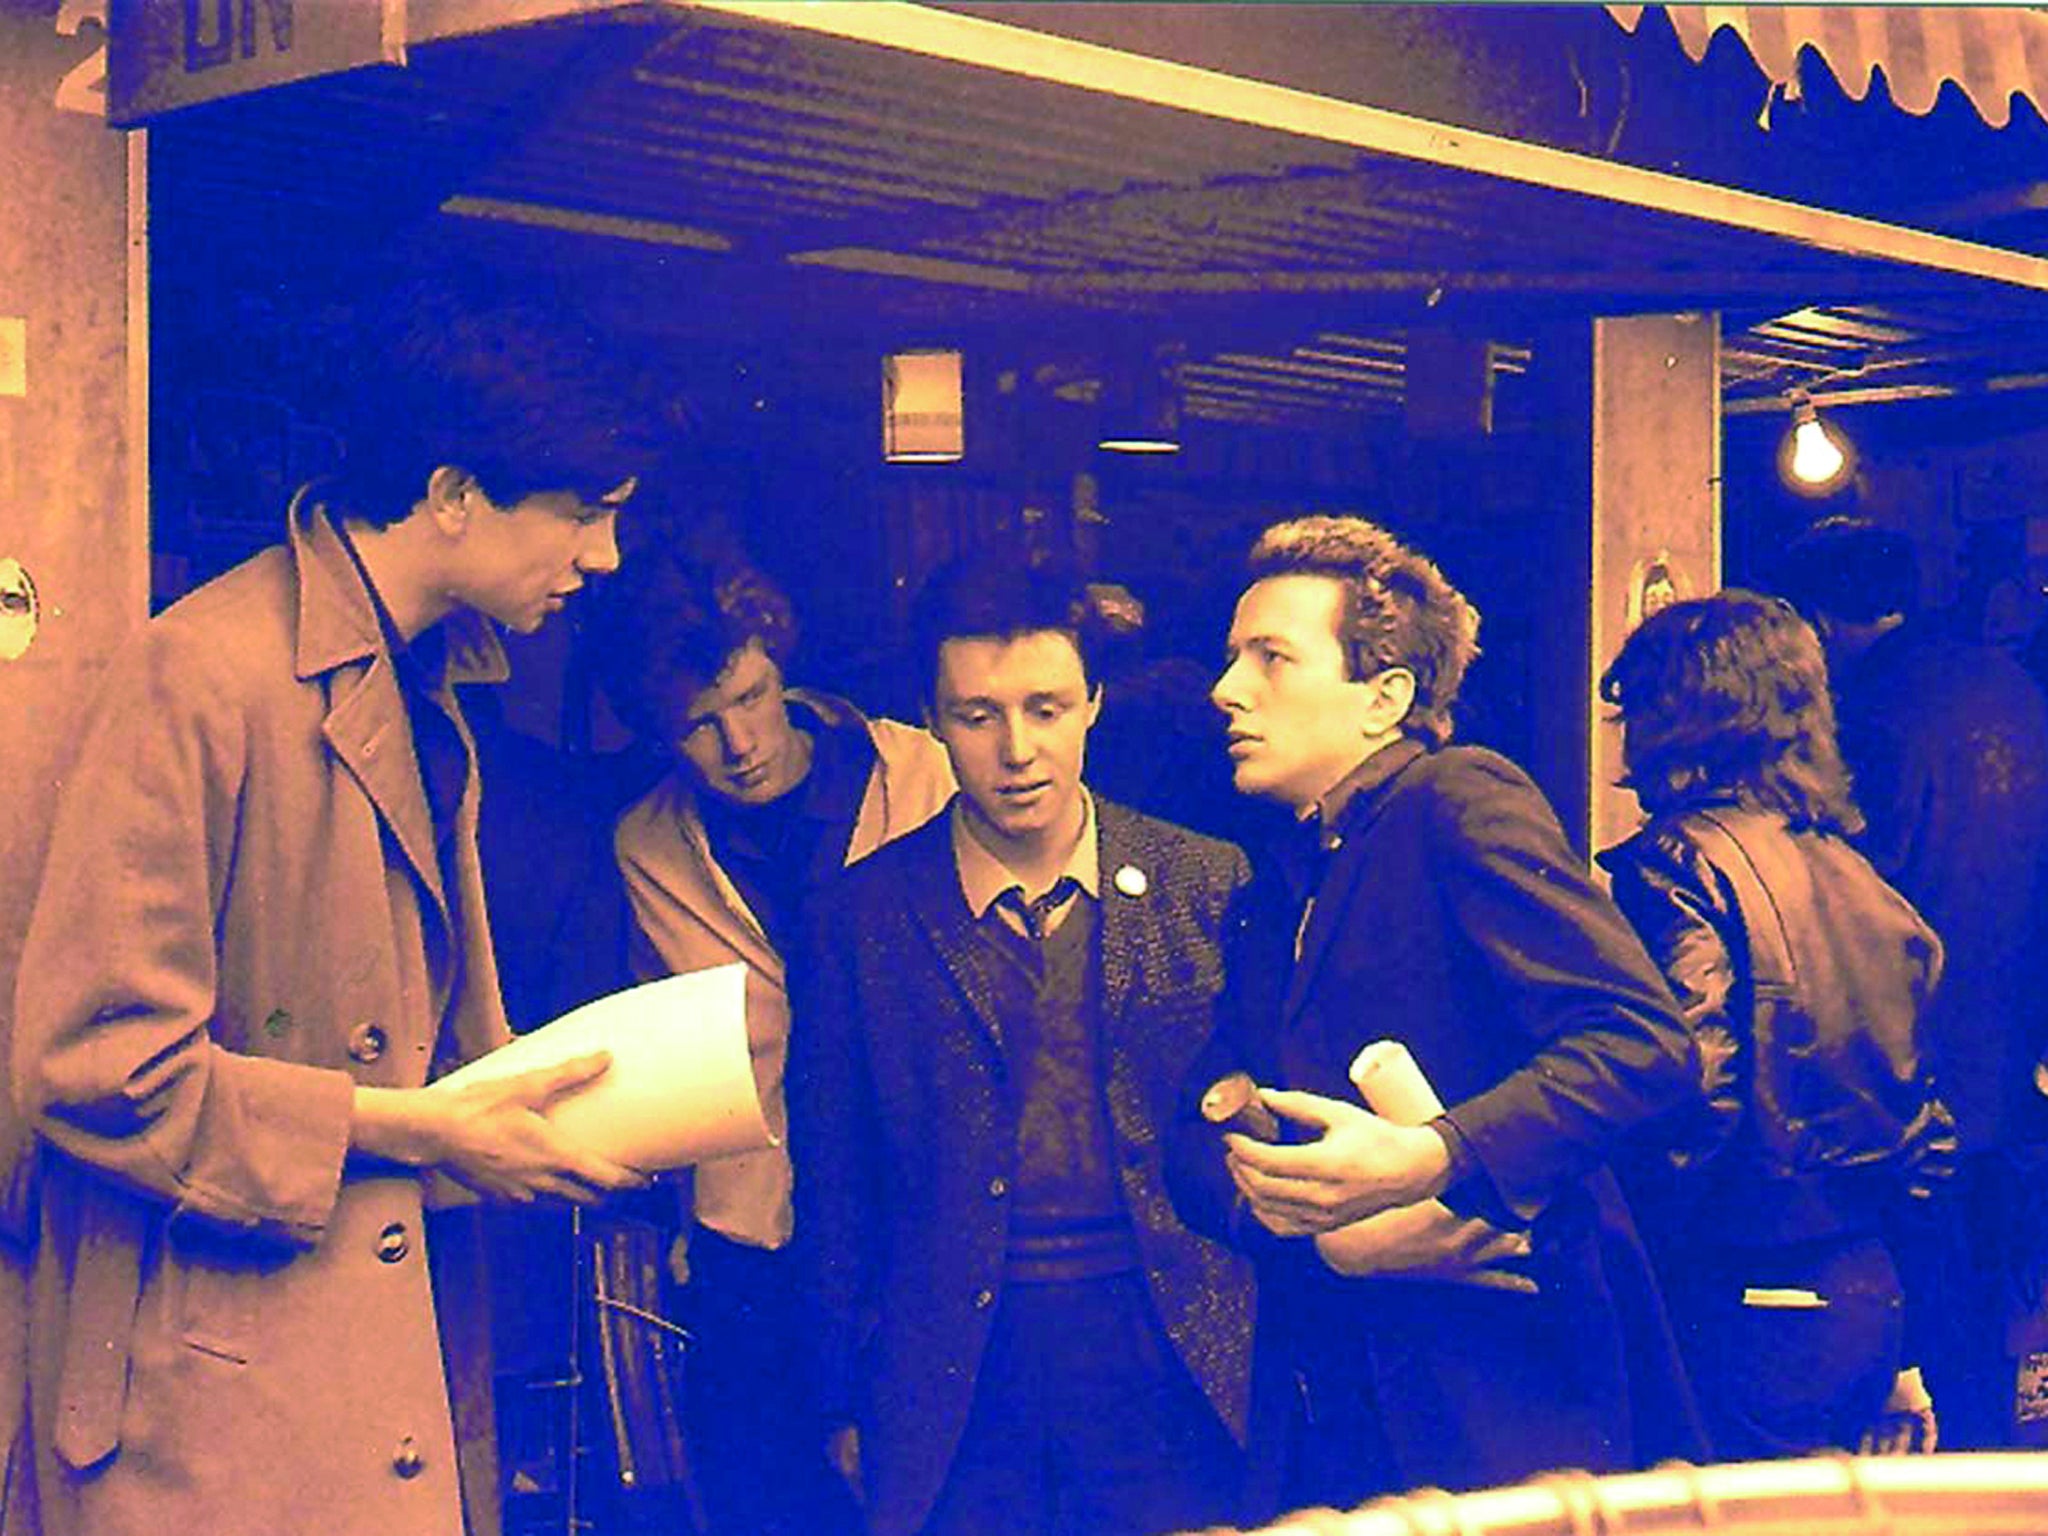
left=1201, top=1071, right=1281, bottom=1141
left=428, top=962, right=773, bottom=1173
left=1347, top=1040, right=1446, bottom=1127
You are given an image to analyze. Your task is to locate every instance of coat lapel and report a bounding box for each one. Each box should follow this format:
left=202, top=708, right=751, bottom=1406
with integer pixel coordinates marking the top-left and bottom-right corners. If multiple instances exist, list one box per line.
left=900, top=822, right=1012, bottom=1056
left=287, top=489, right=470, bottom=928
left=1281, top=836, right=1364, bottom=1026
left=1095, top=802, right=1148, bottom=1027
left=1280, top=741, right=1424, bottom=1025
left=323, top=655, right=449, bottom=922
left=671, top=780, right=787, bottom=986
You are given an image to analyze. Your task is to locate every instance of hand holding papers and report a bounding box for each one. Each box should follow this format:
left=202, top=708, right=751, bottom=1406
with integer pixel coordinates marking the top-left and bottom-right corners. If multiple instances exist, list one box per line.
left=1346, top=1040, right=1444, bottom=1125
left=1224, top=1084, right=1455, bottom=1236
left=431, top=963, right=775, bottom=1175
left=1315, top=1039, right=1534, bottom=1292
left=1313, top=1200, right=1536, bottom=1292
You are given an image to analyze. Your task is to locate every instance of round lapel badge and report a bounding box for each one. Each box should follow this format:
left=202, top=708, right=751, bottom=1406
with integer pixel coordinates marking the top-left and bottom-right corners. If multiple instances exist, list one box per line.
left=1113, top=864, right=1148, bottom=898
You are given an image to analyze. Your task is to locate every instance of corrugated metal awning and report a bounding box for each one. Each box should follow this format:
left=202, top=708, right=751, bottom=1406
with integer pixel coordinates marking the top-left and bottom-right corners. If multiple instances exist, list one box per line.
left=138, top=2, right=2048, bottom=429
left=1611, top=4, right=2048, bottom=128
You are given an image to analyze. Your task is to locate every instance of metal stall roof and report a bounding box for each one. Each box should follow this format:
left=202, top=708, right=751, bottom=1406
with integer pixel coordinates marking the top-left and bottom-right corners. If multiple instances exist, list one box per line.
left=135, top=1, right=2048, bottom=430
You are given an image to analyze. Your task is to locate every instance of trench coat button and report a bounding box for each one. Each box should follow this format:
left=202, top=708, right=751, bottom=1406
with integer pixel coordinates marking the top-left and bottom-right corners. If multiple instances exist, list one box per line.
left=973, top=1287, right=995, bottom=1310
left=376, top=1222, right=410, bottom=1264
left=988, top=1177, right=1008, bottom=1198
left=348, top=1022, right=388, bottom=1064
left=392, top=1436, right=425, bottom=1478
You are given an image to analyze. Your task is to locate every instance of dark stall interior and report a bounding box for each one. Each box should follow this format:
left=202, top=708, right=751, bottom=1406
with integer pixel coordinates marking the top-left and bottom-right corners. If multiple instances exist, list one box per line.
left=140, top=6, right=2048, bottom=811
left=121, top=8, right=2048, bottom=1527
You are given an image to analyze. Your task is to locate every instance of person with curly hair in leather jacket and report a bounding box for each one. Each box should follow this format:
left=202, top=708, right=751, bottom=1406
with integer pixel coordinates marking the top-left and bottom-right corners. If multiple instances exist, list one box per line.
left=1599, top=589, right=1956, bottom=1462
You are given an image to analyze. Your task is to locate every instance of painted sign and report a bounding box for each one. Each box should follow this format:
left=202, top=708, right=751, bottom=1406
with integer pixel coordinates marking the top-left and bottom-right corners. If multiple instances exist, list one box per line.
left=107, top=0, right=402, bottom=125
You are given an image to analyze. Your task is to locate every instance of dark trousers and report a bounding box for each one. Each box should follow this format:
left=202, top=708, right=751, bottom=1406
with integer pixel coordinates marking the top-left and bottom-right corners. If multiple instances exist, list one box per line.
left=919, top=1274, right=1240, bottom=1536
left=1280, top=1280, right=1632, bottom=1512
left=672, top=1227, right=862, bottom=1536
left=1666, top=1234, right=1903, bottom=1460
left=1922, top=1146, right=2048, bottom=1449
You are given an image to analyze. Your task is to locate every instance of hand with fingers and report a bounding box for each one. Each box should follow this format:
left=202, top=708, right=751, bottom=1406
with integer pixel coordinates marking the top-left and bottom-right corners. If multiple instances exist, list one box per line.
left=1313, top=1200, right=1537, bottom=1292
left=353, top=1051, right=651, bottom=1203
left=1224, top=1088, right=1452, bottom=1236
left=1859, top=1367, right=1938, bottom=1455
left=826, top=1424, right=864, bottom=1504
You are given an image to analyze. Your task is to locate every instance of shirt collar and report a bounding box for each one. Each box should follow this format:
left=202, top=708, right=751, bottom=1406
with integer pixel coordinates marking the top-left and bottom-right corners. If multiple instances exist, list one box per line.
left=334, top=520, right=448, bottom=697
left=950, top=788, right=1100, bottom=919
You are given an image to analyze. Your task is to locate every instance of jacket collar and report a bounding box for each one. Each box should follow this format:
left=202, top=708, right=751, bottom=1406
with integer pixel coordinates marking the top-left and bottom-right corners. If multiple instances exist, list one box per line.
left=287, top=485, right=508, bottom=687
left=1315, top=736, right=1426, bottom=838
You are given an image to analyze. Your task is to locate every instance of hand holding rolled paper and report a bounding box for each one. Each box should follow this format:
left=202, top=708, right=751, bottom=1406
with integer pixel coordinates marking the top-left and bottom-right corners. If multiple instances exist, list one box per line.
left=428, top=962, right=774, bottom=1174
left=1201, top=1070, right=1281, bottom=1141
left=1313, top=1200, right=1536, bottom=1292
left=1225, top=1089, right=1452, bottom=1236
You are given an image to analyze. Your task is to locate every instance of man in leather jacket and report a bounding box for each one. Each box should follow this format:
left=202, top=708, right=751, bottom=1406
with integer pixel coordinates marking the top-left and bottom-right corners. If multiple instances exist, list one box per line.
left=1601, top=588, right=1953, bottom=1457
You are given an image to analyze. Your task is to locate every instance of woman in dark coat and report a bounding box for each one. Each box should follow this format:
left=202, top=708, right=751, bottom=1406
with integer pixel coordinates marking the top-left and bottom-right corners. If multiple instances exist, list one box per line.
left=1599, top=589, right=1955, bottom=1461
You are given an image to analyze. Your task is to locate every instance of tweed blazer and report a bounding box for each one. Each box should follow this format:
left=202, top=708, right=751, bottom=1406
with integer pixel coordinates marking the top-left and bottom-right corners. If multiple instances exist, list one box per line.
left=789, top=798, right=1255, bottom=1536
left=12, top=493, right=511, bottom=1536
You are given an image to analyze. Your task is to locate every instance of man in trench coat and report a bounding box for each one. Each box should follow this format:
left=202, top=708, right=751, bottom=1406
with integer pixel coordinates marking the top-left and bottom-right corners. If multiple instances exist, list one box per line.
left=10, top=284, right=655, bottom=1536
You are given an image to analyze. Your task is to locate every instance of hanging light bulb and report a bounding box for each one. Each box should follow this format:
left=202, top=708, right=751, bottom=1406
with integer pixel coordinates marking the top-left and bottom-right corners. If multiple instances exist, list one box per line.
left=1778, top=395, right=1855, bottom=497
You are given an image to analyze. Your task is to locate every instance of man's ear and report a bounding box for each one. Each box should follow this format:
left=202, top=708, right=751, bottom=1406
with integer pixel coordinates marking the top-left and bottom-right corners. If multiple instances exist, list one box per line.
left=1361, top=667, right=1417, bottom=737
left=422, top=465, right=477, bottom=536
left=1085, top=682, right=1105, bottom=728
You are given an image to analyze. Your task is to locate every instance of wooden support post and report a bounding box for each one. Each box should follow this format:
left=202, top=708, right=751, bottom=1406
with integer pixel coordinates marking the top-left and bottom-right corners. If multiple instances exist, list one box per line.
left=1590, top=312, right=1721, bottom=855
left=1521, top=313, right=1720, bottom=859
left=0, top=16, right=149, bottom=1146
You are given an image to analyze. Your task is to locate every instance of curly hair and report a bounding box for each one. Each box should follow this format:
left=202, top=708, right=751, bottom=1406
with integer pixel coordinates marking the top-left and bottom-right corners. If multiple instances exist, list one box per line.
left=1599, top=589, right=1862, bottom=835
left=1245, top=515, right=1481, bottom=746
left=588, top=547, right=798, bottom=741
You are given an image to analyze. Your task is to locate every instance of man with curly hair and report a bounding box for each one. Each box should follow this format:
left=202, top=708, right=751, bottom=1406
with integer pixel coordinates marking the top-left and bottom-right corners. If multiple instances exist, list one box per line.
left=597, top=546, right=954, bottom=1536
left=1174, top=514, right=1701, bottom=1511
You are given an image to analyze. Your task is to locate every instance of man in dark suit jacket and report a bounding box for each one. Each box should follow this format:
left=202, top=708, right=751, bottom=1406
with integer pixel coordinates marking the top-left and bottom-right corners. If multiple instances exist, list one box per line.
left=789, top=557, right=1255, bottom=1536
left=1178, top=514, right=1701, bottom=1512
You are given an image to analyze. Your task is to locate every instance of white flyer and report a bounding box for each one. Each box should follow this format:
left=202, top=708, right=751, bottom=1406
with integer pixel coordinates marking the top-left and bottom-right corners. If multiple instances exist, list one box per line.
left=430, top=962, right=773, bottom=1172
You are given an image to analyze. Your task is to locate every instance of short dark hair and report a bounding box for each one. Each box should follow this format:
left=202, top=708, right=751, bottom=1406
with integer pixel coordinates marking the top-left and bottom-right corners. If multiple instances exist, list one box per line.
left=1772, top=517, right=1920, bottom=626
left=910, top=554, right=1104, bottom=705
left=589, top=546, right=798, bottom=741
left=1245, top=515, right=1480, bottom=747
left=1599, top=588, right=1862, bottom=835
left=333, top=277, right=659, bottom=526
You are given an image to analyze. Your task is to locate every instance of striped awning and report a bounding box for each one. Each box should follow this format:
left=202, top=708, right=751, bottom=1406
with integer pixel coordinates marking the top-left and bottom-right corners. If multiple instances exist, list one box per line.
left=1610, top=5, right=2048, bottom=128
